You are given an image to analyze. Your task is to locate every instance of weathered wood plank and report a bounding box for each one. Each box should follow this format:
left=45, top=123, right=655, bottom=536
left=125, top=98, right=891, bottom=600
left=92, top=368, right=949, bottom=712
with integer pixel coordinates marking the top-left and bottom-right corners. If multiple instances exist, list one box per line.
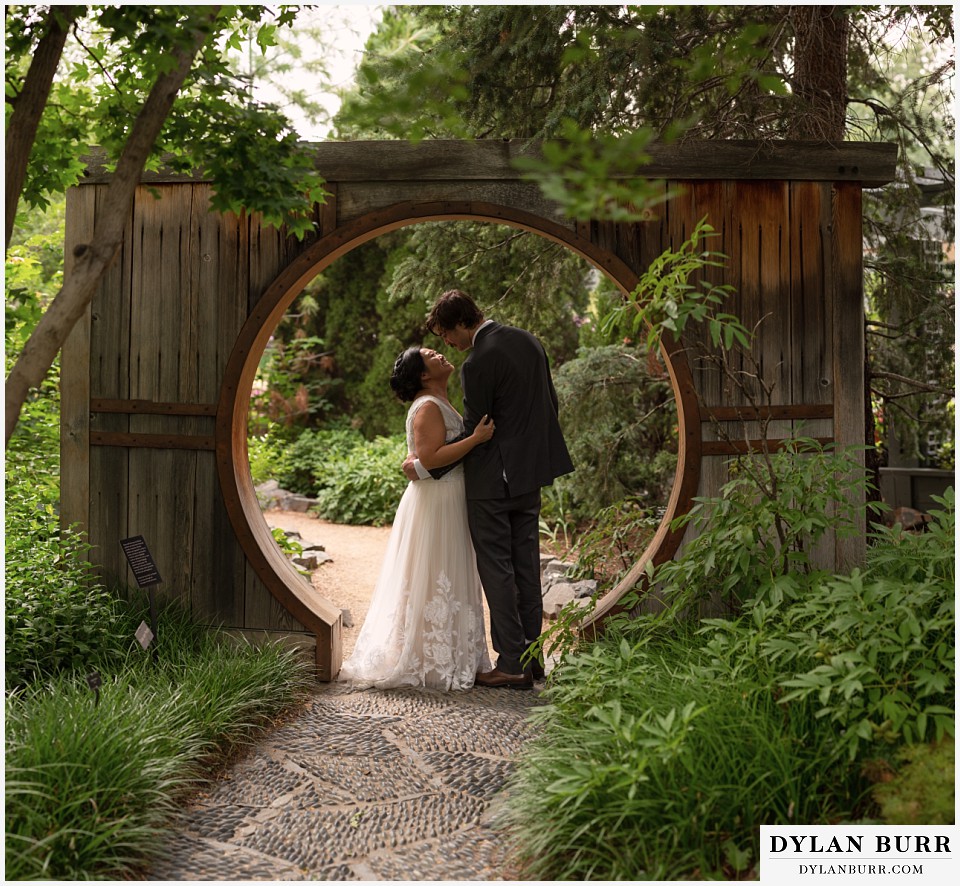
left=91, top=398, right=217, bottom=415
left=790, top=182, right=833, bottom=406
left=206, top=199, right=253, bottom=628
left=336, top=180, right=572, bottom=230
left=686, top=180, right=732, bottom=409
left=61, top=188, right=94, bottom=534
left=832, top=183, right=866, bottom=570
left=126, top=187, right=198, bottom=605
left=89, top=183, right=132, bottom=585
left=755, top=182, right=791, bottom=405
left=90, top=185, right=131, bottom=400
left=191, top=461, right=247, bottom=627
left=701, top=435, right=834, bottom=456
left=245, top=559, right=305, bottom=632
left=730, top=183, right=782, bottom=407
left=320, top=182, right=338, bottom=237
left=704, top=403, right=833, bottom=422
left=78, top=140, right=898, bottom=186
left=186, top=188, right=237, bottom=619
left=249, top=214, right=284, bottom=314
left=91, top=431, right=215, bottom=450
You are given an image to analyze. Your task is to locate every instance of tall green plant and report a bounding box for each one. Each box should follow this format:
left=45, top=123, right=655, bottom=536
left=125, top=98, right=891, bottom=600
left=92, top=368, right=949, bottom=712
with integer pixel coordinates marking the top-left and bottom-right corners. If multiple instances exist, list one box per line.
left=654, top=439, right=876, bottom=616
left=5, top=609, right=314, bottom=880
left=5, top=270, right=129, bottom=687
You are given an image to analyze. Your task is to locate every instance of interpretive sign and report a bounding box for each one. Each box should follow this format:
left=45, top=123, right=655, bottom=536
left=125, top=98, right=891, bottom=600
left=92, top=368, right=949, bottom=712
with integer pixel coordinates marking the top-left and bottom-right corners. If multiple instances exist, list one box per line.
left=120, top=535, right=162, bottom=587
left=121, top=535, right=161, bottom=659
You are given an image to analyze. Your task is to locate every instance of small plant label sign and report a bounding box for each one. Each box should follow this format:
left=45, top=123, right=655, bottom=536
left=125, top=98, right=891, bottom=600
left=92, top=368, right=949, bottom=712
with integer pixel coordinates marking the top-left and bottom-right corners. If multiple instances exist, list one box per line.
left=135, top=621, right=154, bottom=649
left=86, top=670, right=102, bottom=705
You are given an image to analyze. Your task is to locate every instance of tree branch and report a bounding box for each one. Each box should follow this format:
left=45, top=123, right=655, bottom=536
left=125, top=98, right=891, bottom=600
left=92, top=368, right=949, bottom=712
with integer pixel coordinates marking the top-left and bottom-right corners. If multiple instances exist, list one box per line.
left=5, top=7, right=221, bottom=444
left=5, top=6, right=78, bottom=252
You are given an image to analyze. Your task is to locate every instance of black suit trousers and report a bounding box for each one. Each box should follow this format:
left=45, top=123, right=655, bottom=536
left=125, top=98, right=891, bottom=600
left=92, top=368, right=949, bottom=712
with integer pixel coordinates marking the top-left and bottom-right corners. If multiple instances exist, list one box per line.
left=466, top=489, right=542, bottom=675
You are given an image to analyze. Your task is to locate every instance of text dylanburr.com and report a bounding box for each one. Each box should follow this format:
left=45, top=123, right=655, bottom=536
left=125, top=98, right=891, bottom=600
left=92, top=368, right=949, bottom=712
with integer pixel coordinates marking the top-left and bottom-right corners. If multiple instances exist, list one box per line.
left=761, top=826, right=957, bottom=885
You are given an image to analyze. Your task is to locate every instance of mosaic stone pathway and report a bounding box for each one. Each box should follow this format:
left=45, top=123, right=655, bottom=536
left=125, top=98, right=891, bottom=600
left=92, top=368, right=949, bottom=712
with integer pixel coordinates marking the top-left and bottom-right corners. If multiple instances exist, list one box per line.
left=145, top=682, right=542, bottom=881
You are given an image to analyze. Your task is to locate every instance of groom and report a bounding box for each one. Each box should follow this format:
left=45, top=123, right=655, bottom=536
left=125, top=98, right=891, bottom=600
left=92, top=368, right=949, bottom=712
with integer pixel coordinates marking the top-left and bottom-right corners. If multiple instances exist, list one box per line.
left=403, top=289, right=574, bottom=688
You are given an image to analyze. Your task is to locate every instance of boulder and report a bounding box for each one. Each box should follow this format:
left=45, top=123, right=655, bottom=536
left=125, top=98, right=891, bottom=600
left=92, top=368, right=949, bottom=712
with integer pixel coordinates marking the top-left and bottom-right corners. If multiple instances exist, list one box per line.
left=542, top=583, right=593, bottom=619
left=292, top=548, right=333, bottom=570
left=279, top=493, right=320, bottom=513
left=255, top=480, right=284, bottom=508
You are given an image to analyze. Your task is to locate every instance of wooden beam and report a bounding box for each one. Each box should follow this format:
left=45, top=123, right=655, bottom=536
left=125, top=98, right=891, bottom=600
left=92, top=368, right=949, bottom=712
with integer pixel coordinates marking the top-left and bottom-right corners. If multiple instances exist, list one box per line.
left=701, top=436, right=834, bottom=456
left=91, top=431, right=216, bottom=450
left=78, top=139, right=899, bottom=187
left=703, top=404, right=834, bottom=422
left=91, top=398, right=217, bottom=416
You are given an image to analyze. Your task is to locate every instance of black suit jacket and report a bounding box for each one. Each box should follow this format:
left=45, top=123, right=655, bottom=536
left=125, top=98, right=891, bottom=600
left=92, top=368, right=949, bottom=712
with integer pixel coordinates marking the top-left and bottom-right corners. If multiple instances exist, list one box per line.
left=454, top=322, right=573, bottom=500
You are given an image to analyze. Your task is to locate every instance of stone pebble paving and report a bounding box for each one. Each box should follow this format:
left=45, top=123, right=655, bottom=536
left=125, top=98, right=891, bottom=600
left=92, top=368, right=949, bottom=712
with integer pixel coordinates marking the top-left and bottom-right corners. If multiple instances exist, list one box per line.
left=144, top=681, right=543, bottom=881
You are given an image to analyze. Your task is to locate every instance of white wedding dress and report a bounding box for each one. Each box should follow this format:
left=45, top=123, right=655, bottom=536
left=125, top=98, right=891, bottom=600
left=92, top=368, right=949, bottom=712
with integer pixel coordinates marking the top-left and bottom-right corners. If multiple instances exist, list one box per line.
left=338, top=395, right=492, bottom=690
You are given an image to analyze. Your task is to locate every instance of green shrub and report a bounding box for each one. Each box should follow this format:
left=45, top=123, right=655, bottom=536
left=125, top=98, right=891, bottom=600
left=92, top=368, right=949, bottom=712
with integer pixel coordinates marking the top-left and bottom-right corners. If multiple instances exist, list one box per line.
left=504, top=623, right=859, bottom=880
left=275, top=426, right=365, bottom=495
left=4, top=355, right=131, bottom=688
left=568, top=495, right=660, bottom=586
left=762, top=492, right=955, bottom=761
left=248, top=432, right=293, bottom=487
left=654, top=439, right=875, bottom=617
left=4, top=519, right=129, bottom=689
left=314, top=433, right=408, bottom=525
left=872, top=739, right=955, bottom=825
left=505, top=475, right=953, bottom=878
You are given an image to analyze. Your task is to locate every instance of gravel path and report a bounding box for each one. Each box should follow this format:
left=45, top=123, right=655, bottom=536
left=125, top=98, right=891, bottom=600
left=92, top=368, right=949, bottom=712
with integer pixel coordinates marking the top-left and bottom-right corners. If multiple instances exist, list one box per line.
left=143, top=511, right=542, bottom=880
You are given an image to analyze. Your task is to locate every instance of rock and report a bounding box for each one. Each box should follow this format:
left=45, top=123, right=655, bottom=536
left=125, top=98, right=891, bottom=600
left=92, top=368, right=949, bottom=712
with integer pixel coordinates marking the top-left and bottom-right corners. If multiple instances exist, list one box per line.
left=279, top=493, right=319, bottom=513
left=572, top=579, right=598, bottom=599
left=542, top=582, right=593, bottom=619
left=256, top=481, right=321, bottom=513
left=255, top=480, right=284, bottom=508
left=292, top=549, right=333, bottom=570
left=542, top=558, right=576, bottom=581
left=541, top=558, right=582, bottom=594
left=341, top=608, right=354, bottom=628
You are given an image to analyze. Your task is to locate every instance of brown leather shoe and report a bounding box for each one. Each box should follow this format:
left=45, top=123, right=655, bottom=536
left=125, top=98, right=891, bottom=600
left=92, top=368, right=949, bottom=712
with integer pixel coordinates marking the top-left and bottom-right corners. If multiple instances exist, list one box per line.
left=474, top=667, right=533, bottom=689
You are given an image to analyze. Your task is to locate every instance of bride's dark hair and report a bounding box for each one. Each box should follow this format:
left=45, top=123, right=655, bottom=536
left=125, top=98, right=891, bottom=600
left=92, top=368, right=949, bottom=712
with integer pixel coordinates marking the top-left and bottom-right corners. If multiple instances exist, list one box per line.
left=390, top=347, right=426, bottom=402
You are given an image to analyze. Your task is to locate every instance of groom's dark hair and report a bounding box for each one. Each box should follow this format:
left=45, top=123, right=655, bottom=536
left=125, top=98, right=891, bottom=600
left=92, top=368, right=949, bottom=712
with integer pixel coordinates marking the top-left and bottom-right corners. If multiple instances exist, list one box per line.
left=426, top=289, right=484, bottom=335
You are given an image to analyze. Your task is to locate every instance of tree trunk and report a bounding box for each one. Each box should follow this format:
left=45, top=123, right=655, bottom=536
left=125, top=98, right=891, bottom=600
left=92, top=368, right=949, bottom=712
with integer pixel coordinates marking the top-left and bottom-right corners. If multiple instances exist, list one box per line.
left=5, top=6, right=78, bottom=252
left=789, top=6, right=849, bottom=140
left=5, top=10, right=219, bottom=444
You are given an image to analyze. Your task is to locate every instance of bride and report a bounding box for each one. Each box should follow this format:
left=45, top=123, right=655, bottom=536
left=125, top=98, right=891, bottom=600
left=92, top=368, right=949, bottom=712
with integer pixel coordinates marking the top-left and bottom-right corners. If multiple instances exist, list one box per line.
left=338, top=346, right=494, bottom=690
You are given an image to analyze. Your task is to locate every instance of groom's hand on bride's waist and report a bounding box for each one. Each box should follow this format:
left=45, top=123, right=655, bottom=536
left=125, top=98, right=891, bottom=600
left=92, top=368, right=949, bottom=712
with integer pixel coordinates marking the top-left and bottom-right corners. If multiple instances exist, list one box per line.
left=402, top=434, right=467, bottom=481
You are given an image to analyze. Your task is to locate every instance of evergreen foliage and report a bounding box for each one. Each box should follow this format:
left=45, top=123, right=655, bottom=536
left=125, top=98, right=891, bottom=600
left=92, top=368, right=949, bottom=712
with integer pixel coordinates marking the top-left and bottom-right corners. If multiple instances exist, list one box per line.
left=553, top=344, right=677, bottom=519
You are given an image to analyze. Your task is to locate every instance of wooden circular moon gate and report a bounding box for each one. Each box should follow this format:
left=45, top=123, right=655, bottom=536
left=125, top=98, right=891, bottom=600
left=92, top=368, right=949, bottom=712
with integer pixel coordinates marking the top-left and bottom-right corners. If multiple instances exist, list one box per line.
left=61, top=139, right=897, bottom=679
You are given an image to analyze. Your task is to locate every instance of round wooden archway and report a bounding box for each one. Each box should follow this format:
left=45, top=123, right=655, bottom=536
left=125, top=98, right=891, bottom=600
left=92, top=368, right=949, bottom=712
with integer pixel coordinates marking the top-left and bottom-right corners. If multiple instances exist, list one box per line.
left=62, top=138, right=897, bottom=680
left=215, top=201, right=701, bottom=671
